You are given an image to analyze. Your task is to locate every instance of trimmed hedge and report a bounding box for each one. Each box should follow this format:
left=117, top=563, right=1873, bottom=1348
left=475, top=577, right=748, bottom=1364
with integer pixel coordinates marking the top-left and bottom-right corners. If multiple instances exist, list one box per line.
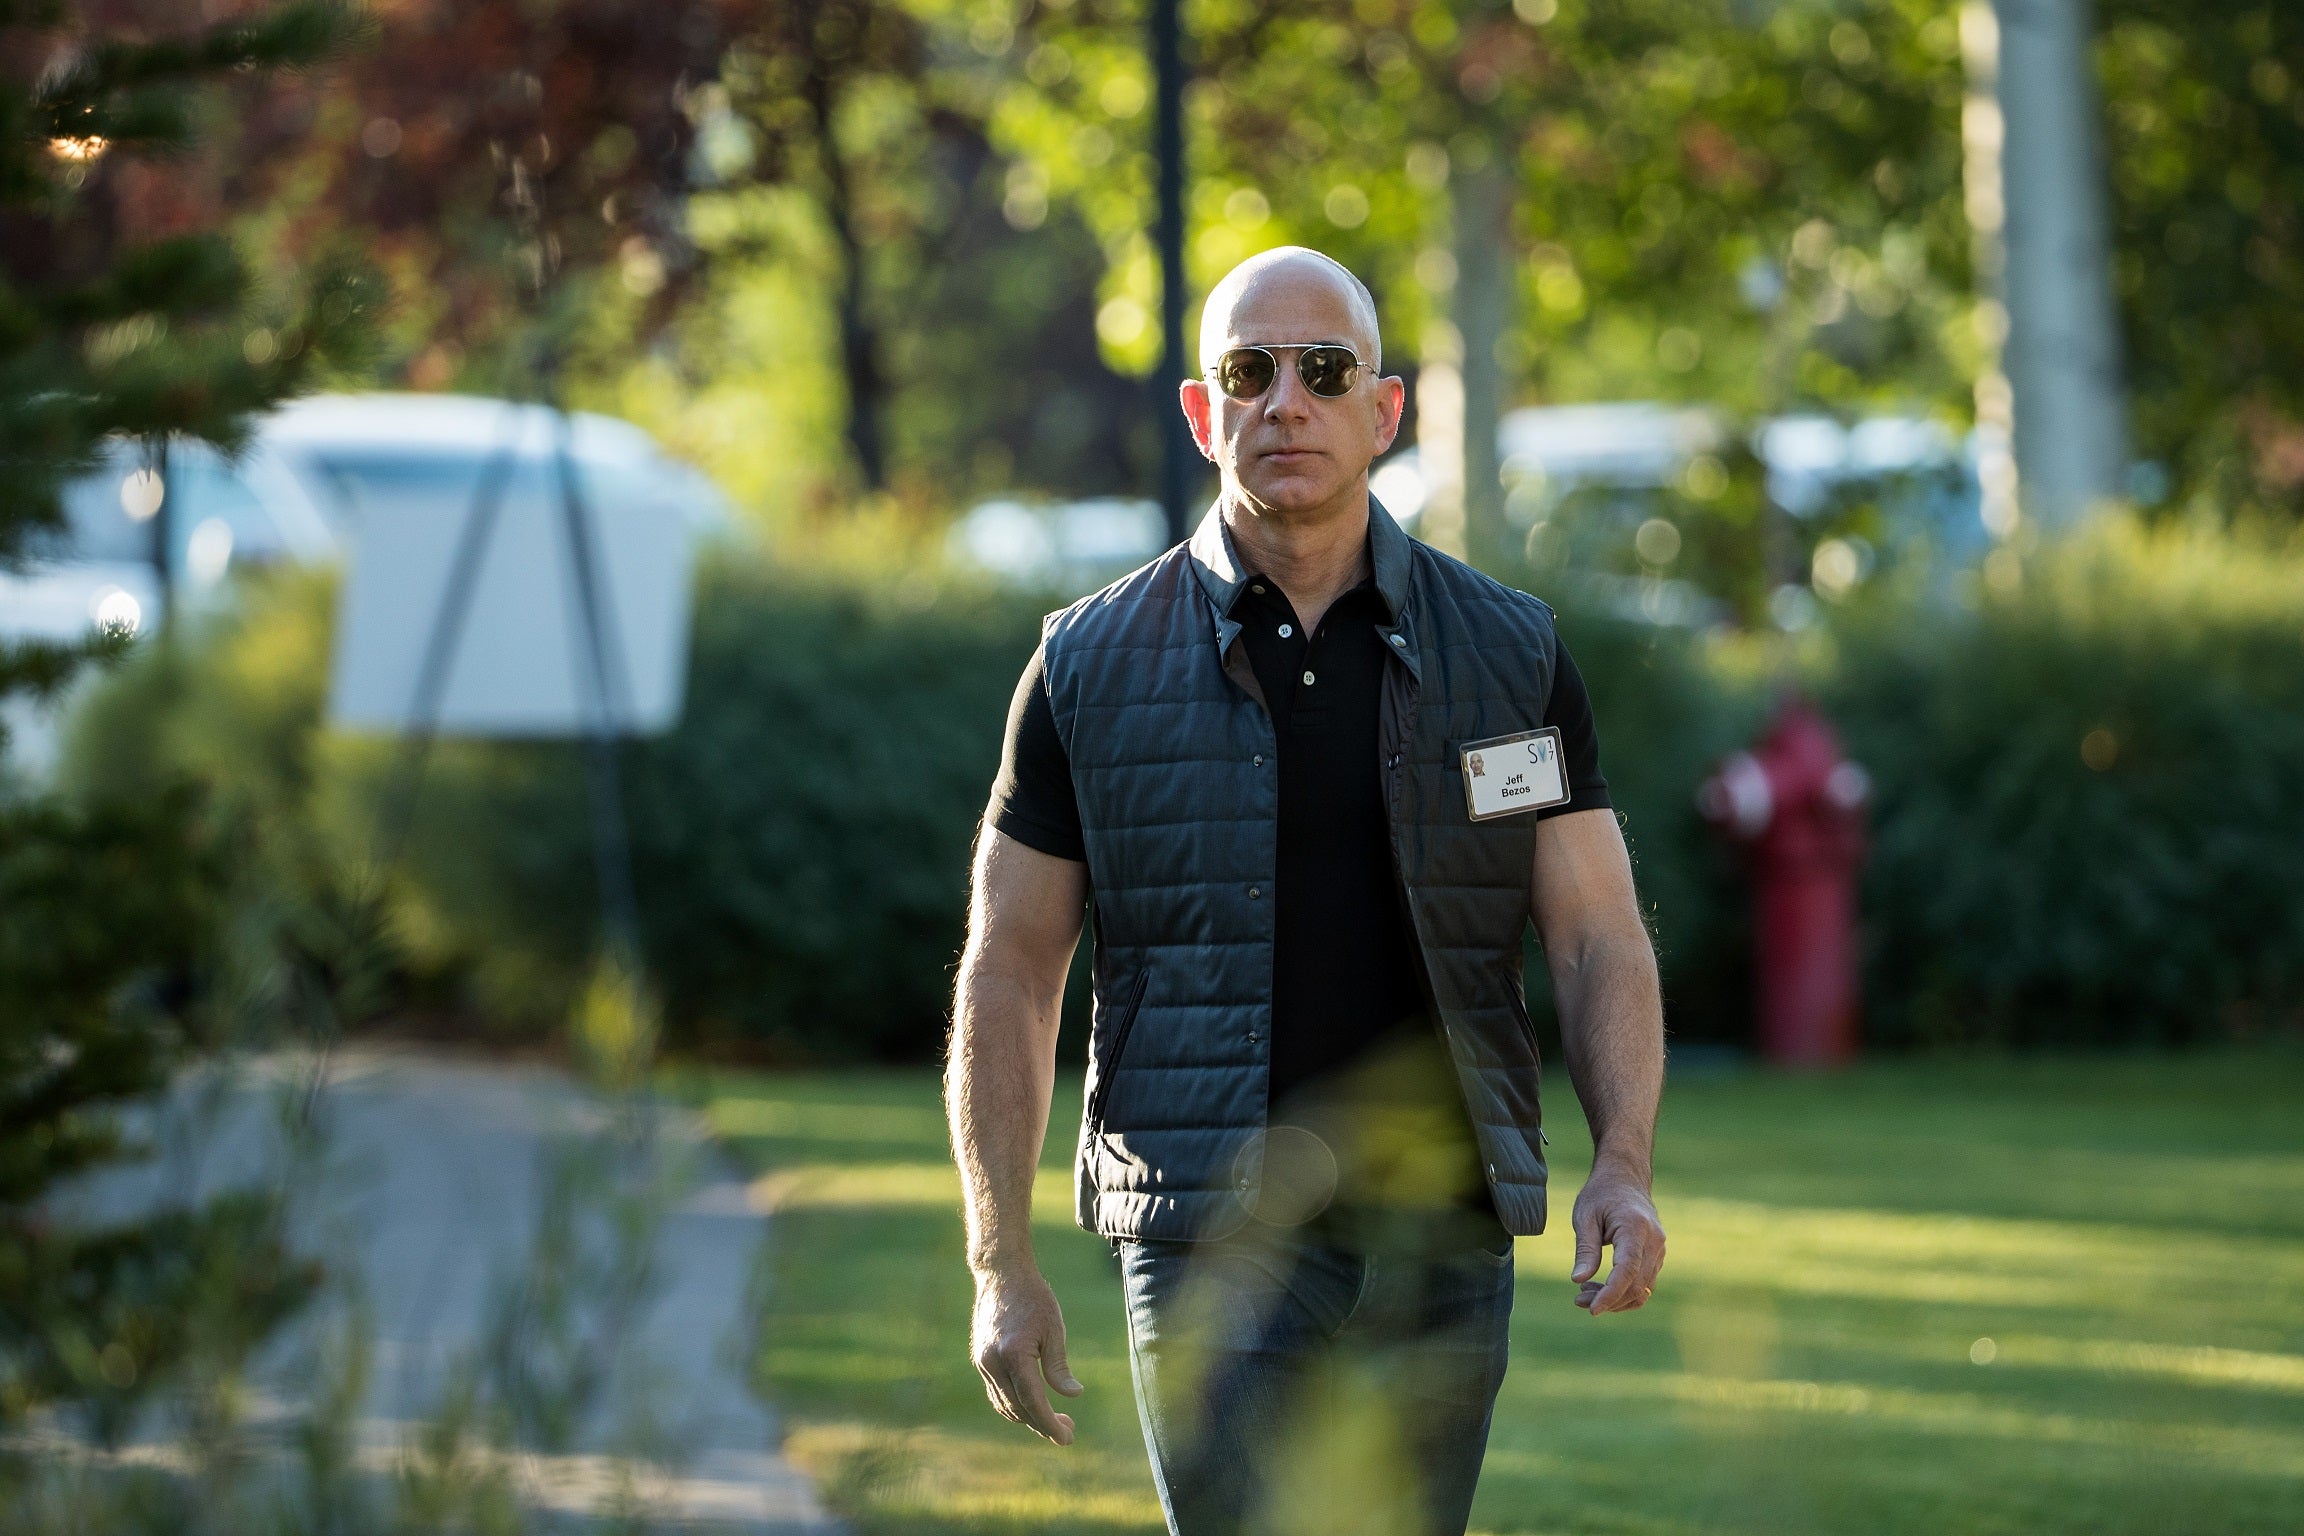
left=407, top=561, right=1048, bottom=1056
left=63, top=519, right=2304, bottom=1059
left=1825, top=520, right=2304, bottom=1046
left=1523, top=594, right=1764, bottom=1046
left=67, top=557, right=1047, bottom=1057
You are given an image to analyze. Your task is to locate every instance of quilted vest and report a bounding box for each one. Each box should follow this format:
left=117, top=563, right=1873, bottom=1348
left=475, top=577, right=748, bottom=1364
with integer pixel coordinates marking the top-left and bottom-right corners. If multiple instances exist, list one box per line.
left=1042, top=500, right=1559, bottom=1241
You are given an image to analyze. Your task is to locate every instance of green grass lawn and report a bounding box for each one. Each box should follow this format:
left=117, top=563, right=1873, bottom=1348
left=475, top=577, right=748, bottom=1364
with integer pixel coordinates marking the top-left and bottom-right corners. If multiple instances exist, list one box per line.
left=689, top=1053, right=2304, bottom=1535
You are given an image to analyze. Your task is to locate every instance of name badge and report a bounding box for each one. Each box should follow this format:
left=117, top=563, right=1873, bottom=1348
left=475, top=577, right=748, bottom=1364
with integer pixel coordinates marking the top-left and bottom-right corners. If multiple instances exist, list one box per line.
left=1460, top=727, right=1570, bottom=821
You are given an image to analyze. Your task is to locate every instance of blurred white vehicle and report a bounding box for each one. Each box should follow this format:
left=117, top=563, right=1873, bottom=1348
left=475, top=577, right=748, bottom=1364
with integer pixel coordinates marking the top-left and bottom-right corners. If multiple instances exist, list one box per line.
left=0, top=393, right=730, bottom=770
left=949, top=496, right=1170, bottom=593
left=1371, top=401, right=1974, bottom=537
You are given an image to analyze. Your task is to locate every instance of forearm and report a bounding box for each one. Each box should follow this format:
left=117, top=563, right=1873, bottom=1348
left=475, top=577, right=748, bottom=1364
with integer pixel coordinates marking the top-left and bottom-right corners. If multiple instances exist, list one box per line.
left=1551, top=928, right=1664, bottom=1179
left=948, top=956, right=1063, bottom=1274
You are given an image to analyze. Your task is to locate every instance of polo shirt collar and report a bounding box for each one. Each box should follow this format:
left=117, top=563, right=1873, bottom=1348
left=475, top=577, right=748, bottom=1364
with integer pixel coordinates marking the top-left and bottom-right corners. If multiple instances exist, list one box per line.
left=1187, top=494, right=1414, bottom=624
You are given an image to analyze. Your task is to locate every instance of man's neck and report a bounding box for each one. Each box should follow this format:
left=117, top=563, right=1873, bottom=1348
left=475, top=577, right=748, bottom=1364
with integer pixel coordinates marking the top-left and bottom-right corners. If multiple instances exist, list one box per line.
left=1221, top=486, right=1372, bottom=634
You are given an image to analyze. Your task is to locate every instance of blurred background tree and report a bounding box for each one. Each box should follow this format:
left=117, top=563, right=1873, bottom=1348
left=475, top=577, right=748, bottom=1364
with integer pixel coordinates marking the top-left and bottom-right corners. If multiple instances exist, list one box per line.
left=2098, top=0, right=2304, bottom=523
left=170, top=0, right=2303, bottom=537
left=231, top=0, right=739, bottom=381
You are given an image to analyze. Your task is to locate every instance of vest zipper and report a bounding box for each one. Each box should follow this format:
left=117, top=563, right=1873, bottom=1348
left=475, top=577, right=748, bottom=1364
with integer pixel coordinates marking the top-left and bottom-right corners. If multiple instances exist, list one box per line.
left=1086, top=968, right=1152, bottom=1135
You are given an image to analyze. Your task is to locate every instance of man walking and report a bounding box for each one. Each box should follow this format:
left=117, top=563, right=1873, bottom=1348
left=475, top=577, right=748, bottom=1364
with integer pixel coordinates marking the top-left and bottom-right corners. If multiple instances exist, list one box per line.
left=947, top=247, right=1666, bottom=1534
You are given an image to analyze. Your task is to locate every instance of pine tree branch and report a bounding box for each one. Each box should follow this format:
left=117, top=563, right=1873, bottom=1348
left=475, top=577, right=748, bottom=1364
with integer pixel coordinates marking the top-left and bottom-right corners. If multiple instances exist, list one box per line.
left=33, top=3, right=374, bottom=152
left=0, top=635, right=117, bottom=703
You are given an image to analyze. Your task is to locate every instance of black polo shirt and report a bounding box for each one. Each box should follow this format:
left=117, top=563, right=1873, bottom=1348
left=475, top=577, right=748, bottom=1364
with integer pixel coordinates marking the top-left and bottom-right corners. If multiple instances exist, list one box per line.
left=991, top=562, right=1609, bottom=1218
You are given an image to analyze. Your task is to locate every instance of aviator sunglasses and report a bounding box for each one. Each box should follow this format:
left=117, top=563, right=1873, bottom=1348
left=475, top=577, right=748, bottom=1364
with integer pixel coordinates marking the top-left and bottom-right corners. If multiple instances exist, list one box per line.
left=1207, top=343, right=1370, bottom=401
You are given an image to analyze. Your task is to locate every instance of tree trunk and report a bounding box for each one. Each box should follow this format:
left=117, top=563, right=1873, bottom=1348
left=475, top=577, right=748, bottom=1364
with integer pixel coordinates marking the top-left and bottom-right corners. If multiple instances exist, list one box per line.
left=1991, top=0, right=2127, bottom=528
left=803, top=63, right=887, bottom=491
left=1415, top=320, right=1465, bottom=558
left=1451, top=149, right=1515, bottom=570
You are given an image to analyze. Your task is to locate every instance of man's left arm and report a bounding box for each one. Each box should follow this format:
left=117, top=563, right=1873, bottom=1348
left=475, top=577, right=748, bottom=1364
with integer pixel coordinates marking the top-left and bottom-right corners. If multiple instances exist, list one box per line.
left=1531, top=807, right=1667, bottom=1315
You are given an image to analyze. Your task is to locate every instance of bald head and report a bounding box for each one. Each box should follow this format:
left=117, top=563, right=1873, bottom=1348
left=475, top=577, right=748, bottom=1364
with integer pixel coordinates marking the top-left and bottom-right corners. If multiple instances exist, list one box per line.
left=1198, top=247, right=1383, bottom=373
left=1179, top=245, right=1404, bottom=527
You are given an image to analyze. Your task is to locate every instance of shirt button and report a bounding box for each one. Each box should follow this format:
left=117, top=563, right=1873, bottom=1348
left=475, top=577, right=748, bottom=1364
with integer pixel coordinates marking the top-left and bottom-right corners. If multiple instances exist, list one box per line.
left=1246, top=1030, right=1260, bottom=1044
left=1278, top=623, right=1292, bottom=638
left=1251, top=583, right=1266, bottom=594
left=1247, top=886, right=1261, bottom=899
left=1390, top=634, right=1408, bottom=648
left=1252, top=753, right=1264, bottom=766
left=1301, top=670, right=1315, bottom=685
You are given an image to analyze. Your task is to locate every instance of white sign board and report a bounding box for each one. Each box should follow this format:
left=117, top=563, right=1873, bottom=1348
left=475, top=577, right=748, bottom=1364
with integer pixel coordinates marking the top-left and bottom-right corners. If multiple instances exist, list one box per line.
left=327, top=435, right=697, bottom=738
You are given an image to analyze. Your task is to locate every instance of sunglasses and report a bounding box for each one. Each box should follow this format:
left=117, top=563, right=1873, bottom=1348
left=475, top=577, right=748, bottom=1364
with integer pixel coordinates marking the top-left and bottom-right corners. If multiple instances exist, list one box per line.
left=1207, top=343, right=1369, bottom=401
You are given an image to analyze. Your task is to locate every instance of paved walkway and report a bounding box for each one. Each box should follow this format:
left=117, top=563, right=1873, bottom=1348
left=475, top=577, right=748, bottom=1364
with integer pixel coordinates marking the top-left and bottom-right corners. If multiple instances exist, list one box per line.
left=67, top=1045, right=837, bottom=1533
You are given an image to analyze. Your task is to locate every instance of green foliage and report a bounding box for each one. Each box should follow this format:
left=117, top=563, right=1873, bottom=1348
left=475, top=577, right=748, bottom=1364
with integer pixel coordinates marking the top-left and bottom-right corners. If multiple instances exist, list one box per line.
left=758, top=0, right=2300, bottom=532
left=0, top=1, right=377, bottom=569
left=393, top=557, right=1047, bottom=1055
left=0, top=791, right=216, bottom=1208
left=1528, top=591, right=1767, bottom=1044
left=591, top=2, right=1155, bottom=521
left=69, top=517, right=2304, bottom=1059
left=68, top=555, right=1049, bottom=1060
left=0, top=0, right=371, bottom=1469
left=999, top=0, right=1973, bottom=415
left=0, top=1191, right=319, bottom=1446
left=2099, top=1, right=2304, bottom=520
left=29, top=2, right=367, bottom=152
left=1826, top=516, right=2304, bottom=1045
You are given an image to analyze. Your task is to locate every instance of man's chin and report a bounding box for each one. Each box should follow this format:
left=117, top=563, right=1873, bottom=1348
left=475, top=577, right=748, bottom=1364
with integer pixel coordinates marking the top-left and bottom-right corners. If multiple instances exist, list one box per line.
left=1238, top=470, right=1358, bottom=517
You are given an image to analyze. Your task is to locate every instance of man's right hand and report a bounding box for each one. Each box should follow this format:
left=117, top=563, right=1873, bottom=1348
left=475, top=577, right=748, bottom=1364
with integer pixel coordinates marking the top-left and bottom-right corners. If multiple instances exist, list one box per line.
left=970, top=1263, right=1083, bottom=1445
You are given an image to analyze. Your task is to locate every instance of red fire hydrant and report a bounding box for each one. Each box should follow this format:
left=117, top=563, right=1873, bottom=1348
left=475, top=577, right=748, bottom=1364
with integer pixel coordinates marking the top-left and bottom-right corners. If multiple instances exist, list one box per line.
left=1698, top=698, right=1870, bottom=1066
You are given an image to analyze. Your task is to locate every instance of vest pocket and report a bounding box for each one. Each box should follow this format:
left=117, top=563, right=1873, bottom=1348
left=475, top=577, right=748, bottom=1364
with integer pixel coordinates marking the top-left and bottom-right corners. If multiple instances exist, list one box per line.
left=1086, top=968, right=1152, bottom=1135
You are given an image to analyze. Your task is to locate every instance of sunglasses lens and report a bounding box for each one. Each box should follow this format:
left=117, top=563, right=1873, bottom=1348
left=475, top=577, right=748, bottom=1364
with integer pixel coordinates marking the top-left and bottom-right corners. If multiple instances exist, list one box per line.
left=1299, top=347, right=1359, bottom=396
left=1216, top=349, right=1277, bottom=400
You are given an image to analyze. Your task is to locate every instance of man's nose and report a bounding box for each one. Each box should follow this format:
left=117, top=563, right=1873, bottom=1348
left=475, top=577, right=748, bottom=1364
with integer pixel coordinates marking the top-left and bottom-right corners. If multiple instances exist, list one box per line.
left=1262, top=356, right=1314, bottom=422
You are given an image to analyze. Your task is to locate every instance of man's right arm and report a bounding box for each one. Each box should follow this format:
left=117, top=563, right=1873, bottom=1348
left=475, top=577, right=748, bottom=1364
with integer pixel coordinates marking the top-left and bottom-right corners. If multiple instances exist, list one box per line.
left=947, top=822, right=1089, bottom=1444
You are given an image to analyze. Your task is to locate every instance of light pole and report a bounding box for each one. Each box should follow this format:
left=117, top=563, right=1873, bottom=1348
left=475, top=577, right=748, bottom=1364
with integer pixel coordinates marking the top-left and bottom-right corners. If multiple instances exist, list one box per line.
left=1151, top=0, right=1191, bottom=547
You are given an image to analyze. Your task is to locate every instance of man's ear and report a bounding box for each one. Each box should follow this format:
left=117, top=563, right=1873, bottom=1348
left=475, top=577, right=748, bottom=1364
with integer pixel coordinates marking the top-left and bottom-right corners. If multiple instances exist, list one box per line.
left=1371, top=375, right=1407, bottom=456
left=1178, top=379, right=1219, bottom=462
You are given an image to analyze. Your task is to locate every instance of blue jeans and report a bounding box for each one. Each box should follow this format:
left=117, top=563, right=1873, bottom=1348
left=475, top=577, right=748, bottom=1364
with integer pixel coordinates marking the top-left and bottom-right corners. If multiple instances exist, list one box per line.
left=1119, top=1221, right=1515, bottom=1536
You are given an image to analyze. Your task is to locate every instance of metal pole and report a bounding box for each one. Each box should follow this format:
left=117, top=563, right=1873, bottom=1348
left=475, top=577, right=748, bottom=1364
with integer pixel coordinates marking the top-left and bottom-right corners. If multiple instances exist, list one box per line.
left=1992, top=0, right=2127, bottom=529
left=551, top=406, right=645, bottom=974
left=369, top=403, right=527, bottom=872
left=1152, top=0, right=1191, bottom=547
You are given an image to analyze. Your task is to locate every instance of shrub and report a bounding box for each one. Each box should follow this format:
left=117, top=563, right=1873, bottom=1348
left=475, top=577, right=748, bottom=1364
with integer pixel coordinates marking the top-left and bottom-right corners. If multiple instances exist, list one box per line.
left=66, top=518, right=2304, bottom=1061
left=69, top=555, right=1048, bottom=1060
left=1526, top=589, right=1768, bottom=1045
left=1824, top=517, right=2304, bottom=1046
left=389, top=557, right=1047, bottom=1057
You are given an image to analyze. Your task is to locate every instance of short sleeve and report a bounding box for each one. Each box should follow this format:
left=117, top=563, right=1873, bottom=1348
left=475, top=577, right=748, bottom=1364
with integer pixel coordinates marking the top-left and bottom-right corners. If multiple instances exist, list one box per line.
left=988, top=642, right=1087, bottom=861
left=1536, top=638, right=1611, bottom=820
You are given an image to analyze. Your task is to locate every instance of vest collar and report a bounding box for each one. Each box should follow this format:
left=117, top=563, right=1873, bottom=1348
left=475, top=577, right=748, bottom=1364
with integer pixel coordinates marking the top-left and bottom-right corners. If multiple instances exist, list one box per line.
left=1185, top=493, right=1415, bottom=624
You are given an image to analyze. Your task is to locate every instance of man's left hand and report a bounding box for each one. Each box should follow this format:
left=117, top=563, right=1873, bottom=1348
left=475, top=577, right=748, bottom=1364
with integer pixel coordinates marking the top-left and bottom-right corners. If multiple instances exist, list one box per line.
left=1570, top=1162, right=1666, bottom=1315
